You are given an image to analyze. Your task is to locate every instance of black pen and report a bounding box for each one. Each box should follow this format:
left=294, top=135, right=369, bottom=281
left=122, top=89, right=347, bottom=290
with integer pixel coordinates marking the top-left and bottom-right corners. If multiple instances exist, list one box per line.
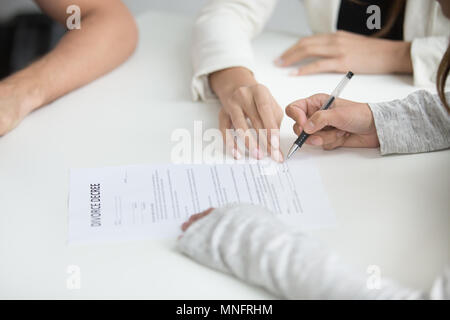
left=287, top=71, right=354, bottom=159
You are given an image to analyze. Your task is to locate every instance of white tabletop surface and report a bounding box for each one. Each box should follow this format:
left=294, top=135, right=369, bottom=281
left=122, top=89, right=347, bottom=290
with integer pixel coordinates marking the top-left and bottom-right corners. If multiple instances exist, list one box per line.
left=0, top=11, right=449, bottom=299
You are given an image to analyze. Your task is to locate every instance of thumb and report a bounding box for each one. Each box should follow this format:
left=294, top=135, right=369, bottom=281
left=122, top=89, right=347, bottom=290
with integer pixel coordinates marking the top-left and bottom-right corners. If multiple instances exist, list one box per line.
left=303, top=109, right=345, bottom=134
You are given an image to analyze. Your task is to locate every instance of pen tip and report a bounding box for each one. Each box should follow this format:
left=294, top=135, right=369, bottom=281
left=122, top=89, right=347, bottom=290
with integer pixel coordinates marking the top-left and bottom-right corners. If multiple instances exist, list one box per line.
left=287, top=144, right=298, bottom=160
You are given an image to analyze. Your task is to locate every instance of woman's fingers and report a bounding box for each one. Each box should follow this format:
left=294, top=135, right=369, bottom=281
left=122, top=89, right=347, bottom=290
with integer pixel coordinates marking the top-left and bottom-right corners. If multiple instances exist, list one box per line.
left=292, top=123, right=303, bottom=136
left=219, top=109, right=241, bottom=160
left=305, top=129, right=346, bottom=146
left=303, top=108, right=346, bottom=134
left=293, top=59, right=342, bottom=76
left=223, top=84, right=280, bottom=160
left=228, top=104, right=262, bottom=159
left=286, top=93, right=330, bottom=120
left=181, top=208, right=215, bottom=231
left=220, top=84, right=284, bottom=162
left=282, top=45, right=336, bottom=67
left=277, top=34, right=335, bottom=66
left=253, top=86, right=283, bottom=162
left=286, top=104, right=308, bottom=126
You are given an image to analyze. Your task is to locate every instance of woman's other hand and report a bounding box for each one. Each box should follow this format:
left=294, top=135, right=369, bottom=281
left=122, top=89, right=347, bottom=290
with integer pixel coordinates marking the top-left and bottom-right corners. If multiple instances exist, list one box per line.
left=180, top=208, right=215, bottom=234
left=210, top=67, right=284, bottom=162
left=275, top=31, right=412, bottom=76
left=285, top=94, right=380, bottom=150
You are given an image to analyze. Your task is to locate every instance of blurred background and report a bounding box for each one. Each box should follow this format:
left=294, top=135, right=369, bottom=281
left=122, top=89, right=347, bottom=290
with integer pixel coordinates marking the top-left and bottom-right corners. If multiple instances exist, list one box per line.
left=0, top=0, right=310, bottom=80
left=0, top=0, right=310, bottom=33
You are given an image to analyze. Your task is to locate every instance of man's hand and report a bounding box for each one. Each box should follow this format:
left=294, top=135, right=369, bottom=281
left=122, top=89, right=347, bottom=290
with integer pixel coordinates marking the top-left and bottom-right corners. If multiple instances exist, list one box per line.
left=286, top=94, right=380, bottom=150
left=210, top=67, right=284, bottom=162
left=275, top=31, right=412, bottom=76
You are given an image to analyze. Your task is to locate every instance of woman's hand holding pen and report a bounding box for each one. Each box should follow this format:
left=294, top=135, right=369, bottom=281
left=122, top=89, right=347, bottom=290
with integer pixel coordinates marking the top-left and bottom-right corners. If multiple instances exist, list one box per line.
left=275, top=31, right=412, bottom=76
left=286, top=94, right=380, bottom=150
left=209, top=67, right=284, bottom=162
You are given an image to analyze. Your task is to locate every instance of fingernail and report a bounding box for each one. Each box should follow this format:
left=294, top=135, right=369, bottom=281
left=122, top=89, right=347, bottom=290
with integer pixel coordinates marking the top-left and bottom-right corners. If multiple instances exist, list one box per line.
left=274, top=58, right=283, bottom=66
left=310, top=136, right=322, bottom=146
left=270, top=135, right=280, bottom=149
left=272, top=150, right=284, bottom=163
left=253, top=148, right=263, bottom=159
left=337, top=131, right=345, bottom=137
left=232, top=148, right=241, bottom=160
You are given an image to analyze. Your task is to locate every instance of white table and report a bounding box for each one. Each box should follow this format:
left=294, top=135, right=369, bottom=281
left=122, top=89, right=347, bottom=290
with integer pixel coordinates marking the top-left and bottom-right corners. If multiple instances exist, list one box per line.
left=0, top=11, right=448, bottom=299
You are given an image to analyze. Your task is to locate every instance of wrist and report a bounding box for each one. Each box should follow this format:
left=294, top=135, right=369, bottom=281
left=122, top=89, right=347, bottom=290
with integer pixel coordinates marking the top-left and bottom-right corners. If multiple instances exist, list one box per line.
left=387, top=41, right=413, bottom=74
left=209, top=67, right=257, bottom=101
left=1, top=74, right=44, bottom=116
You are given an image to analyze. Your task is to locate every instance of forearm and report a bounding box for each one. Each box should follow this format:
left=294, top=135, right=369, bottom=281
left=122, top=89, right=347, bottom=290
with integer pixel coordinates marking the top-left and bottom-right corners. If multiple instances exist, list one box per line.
left=386, top=40, right=412, bottom=74
left=1, top=3, right=137, bottom=115
left=178, top=204, right=424, bottom=299
left=369, top=90, right=450, bottom=155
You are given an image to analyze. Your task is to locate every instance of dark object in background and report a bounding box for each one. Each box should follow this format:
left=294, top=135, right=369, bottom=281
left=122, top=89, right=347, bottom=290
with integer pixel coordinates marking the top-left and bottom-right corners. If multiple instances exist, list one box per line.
left=0, top=13, right=65, bottom=80
left=337, top=0, right=406, bottom=40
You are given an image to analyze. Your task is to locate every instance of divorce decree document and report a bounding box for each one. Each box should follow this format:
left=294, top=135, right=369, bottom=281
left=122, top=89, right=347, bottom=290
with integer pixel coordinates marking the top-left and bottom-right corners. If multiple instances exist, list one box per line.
left=68, top=161, right=335, bottom=244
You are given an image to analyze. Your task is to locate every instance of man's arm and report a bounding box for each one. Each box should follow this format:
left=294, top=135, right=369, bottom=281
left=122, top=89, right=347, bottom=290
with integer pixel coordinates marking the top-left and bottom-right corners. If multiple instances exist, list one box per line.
left=0, top=0, right=138, bottom=135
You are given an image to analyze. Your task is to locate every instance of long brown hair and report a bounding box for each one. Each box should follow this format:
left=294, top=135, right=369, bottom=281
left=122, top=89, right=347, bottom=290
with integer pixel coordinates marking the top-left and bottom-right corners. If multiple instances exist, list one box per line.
left=437, top=44, right=450, bottom=111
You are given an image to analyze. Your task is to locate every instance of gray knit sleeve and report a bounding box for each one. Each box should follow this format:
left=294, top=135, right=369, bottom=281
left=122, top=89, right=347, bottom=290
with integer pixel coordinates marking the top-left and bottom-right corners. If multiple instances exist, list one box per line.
left=368, top=90, right=450, bottom=155
left=177, top=204, right=440, bottom=300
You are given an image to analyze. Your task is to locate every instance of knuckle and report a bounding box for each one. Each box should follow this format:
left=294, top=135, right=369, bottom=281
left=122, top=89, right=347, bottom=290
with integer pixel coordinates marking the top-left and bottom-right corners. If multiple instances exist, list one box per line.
left=257, top=103, right=272, bottom=112
left=232, top=86, right=249, bottom=100
left=311, top=93, right=326, bottom=100
left=314, top=111, right=327, bottom=124
left=303, top=45, right=312, bottom=55
left=225, top=104, right=240, bottom=117
left=219, top=107, right=227, bottom=117
left=223, top=103, right=235, bottom=115
left=336, top=57, right=349, bottom=71
left=334, top=33, right=345, bottom=45
left=254, top=83, right=268, bottom=92
left=275, top=107, right=284, bottom=122
left=285, top=105, right=292, bottom=114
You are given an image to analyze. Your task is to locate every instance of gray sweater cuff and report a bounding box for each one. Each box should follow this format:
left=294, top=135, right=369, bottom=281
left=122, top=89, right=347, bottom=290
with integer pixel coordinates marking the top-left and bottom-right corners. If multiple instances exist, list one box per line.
left=368, top=90, right=450, bottom=155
